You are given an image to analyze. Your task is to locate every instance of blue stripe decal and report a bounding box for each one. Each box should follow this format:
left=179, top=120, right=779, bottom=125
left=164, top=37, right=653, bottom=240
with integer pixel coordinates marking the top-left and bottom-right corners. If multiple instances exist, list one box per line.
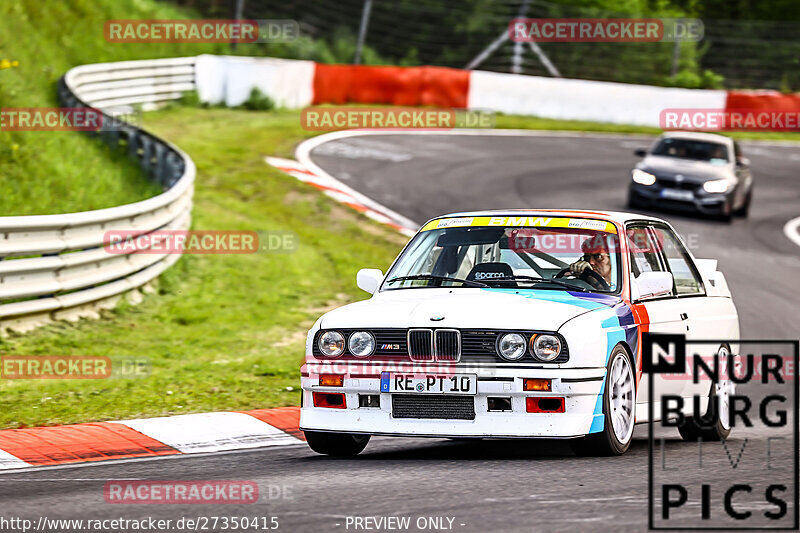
left=480, top=288, right=613, bottom=311
left=589, top=379, right=606, bottom=433
left=588, top=310, right=628, bottom=434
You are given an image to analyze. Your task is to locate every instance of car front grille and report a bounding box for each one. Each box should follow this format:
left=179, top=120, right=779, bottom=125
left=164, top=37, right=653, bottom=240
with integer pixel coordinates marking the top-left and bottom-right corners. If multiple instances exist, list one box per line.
left=434, top=329, right=460, bottom=361
left=408, top=329, right=434, bottom=361
left=392, top=394, right=475, bottom=420
left=656, top=176, right=700, bottom=191
left=312, top=328, right=567, bottom=363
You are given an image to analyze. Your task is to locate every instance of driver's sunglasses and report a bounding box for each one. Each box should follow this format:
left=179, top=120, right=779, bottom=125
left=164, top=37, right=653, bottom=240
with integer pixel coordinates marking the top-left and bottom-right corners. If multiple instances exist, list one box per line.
left=583, top=253, right=608, bottom=261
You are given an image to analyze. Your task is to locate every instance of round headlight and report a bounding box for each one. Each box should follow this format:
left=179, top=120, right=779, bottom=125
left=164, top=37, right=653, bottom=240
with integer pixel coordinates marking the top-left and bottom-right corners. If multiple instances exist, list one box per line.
left=497, top=333, right=527, bottom=361
left=348, top=331, right=375, bottom=358
left=318, top=331, right=345, bottom=357
left=532, top=334, right=562, bottom=361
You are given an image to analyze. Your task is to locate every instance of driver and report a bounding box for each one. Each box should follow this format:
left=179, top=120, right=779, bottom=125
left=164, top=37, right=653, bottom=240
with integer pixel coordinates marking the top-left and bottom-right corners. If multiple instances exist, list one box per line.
left=568, top=236, right=614, bottom=290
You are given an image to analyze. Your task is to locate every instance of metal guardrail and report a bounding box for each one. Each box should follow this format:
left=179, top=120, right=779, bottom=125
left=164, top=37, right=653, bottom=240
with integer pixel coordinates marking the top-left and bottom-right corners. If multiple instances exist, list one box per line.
left=0, top=57, right=197, bottom=334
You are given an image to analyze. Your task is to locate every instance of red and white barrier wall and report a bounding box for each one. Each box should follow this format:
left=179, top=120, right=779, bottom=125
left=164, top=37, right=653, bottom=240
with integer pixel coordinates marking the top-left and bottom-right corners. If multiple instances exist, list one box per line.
left=194, top=54, right=798, bottom=127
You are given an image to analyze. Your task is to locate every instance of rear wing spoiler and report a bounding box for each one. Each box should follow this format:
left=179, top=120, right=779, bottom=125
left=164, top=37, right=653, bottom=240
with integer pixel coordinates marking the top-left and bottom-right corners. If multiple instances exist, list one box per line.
left=695, top=259, right=732, bottom=298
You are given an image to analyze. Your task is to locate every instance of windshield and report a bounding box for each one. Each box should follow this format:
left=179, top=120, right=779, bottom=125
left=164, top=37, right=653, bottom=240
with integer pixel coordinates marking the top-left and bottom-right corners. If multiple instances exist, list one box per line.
left=651, top=138, right=729, bottom=163
left=384, top=217, right=621, bottom=293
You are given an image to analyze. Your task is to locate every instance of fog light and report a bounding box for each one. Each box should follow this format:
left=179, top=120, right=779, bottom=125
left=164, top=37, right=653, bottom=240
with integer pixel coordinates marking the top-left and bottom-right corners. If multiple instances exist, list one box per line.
left=487, top=397, right=512, bottom=412
left=319, top=374, right=344, bottom=387
left=359, top=394, right=380, bottom=408
left=526, top=397, right=565, bottom=413
left=313, top=392, right=346, bottom=409
left=523, top=378, right=551, bottom=392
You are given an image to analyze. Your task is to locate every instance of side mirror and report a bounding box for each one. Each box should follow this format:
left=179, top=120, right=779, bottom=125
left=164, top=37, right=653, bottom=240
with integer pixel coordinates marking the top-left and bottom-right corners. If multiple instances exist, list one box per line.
left=634, top=148, right=647, bottom=158
left=356, top=269, right=383, bottom=294
left=630, top=271, right=674, bottom=301
left=736, top=157, right=750, bottom=167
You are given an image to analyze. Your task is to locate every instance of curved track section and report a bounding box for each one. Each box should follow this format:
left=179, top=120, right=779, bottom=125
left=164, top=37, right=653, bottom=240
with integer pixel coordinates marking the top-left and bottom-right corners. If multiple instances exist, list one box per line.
left=308, top=130, right=800, bottom=337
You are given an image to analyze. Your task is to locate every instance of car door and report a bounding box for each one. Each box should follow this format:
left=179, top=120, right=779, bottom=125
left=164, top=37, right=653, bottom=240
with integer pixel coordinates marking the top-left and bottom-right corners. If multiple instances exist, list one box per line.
left=651, top=223, right=736, bottom=401
left=626, top=224, right=688, bottom=420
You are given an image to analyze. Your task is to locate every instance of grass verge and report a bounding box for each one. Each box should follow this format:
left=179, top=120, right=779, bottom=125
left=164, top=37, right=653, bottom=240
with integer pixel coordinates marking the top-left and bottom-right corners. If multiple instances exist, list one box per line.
left=0, top=107, right=407, bottom=428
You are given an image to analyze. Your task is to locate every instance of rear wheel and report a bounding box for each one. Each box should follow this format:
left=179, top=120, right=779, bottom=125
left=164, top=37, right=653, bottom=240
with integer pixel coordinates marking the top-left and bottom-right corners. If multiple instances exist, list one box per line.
left=572, top=345, right=635, bottom=456
left=304, top=431, right=370, bottom=456
left=678, top=346, right=733, bottom=442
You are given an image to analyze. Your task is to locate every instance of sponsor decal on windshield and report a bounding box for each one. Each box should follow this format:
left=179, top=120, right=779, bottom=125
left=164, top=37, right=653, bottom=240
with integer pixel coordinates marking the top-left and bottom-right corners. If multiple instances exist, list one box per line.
left=420, top=216, right=617, bottom=234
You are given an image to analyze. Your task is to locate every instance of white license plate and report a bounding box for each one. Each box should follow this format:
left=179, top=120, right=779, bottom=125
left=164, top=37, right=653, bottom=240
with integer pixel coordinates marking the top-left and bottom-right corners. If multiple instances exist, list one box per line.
left=381, top=373, right=477, bottom=395
left=660, top=188, right=694, bottom=201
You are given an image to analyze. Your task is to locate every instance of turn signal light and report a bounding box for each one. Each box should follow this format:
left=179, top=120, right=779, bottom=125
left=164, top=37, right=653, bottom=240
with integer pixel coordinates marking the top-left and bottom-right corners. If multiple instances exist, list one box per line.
left=319, top=374, right=344, bottom=387
left=313, top=392, right=346, bottom=409
left=523, top=378, right=551, bottom=392
left=526, top=397, right=565, bottom=413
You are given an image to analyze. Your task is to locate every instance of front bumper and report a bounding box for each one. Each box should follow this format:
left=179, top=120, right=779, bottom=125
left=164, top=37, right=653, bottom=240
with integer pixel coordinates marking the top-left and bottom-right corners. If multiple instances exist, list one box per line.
left=629, top=183, right=730, bottom=216
left=299, top=365, right=606, bottom=439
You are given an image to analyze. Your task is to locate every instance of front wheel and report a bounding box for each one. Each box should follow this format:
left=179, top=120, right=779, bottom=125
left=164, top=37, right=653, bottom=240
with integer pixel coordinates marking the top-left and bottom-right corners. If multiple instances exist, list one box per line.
left=678, top=346, right=733, bottom=442
left=734, top=191, right=752, bottom=218
left=304, top=431, right=370, bottom=456
left=572, top=345, right=636, bottom=456
left=716, top=198, right=733, bottom=222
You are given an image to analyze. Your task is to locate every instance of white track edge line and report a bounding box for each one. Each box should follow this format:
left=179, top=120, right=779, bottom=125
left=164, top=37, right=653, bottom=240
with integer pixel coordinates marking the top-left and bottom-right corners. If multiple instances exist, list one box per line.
left=0, top=441, right=308, bottom=475
left=784, top=216, right=800, bottom=248
left=294, top=131, right=421, bottom=232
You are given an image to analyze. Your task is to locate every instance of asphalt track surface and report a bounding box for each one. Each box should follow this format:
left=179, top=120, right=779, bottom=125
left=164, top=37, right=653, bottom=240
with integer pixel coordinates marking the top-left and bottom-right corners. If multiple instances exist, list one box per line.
left=2, top=132, right=799, bottom=532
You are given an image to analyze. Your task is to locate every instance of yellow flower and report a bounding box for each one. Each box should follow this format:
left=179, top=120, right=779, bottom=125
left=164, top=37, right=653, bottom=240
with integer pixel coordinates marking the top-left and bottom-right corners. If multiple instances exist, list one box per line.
left=0, top=59, right=10, bottom=69
left=11, top=60, right=19, bottom=67
left=12, top=144, right=19, bottom=151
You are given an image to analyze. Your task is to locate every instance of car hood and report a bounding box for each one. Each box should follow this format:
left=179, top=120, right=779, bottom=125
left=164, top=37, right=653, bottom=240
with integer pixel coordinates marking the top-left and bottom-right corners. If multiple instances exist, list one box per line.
left=319, top=288, right=621, bottom=332
left=639, top=155, right=733, bottom=182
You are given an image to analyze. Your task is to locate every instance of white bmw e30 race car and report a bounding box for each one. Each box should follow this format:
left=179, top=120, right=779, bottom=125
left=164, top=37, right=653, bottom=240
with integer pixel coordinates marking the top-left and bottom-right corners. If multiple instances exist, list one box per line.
left=299, top=210, right=739, bottom=456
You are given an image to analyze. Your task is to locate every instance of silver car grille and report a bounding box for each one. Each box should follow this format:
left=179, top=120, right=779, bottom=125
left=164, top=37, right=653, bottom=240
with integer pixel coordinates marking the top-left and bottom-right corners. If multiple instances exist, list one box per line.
left=407, top=328, right=461, bottom=362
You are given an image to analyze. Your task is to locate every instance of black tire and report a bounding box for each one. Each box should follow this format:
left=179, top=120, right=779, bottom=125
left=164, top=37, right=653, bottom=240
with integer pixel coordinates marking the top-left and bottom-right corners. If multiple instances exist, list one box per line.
left=304, top=431, right=370, bottom=456
left=678, top=346, right=733, bottom=442
left=627, top=192, right=642, bottom=210
left=734, top=191, right=752, bottom=218
left=717, top=199, right=733, bottom=222
left=571, top=345, right=636, bottom=456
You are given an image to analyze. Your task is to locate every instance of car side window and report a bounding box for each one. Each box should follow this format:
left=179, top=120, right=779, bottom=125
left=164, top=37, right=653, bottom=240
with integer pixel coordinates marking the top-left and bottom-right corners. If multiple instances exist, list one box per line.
left=652, top=226, right=705, bottom=296
left=626, top=226, right=666, bottom=279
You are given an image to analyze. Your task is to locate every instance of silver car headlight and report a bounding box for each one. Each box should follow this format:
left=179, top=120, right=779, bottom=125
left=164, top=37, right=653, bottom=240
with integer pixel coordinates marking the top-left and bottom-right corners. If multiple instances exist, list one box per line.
left=703, top=179, right=730, bottom=193
left=531, top=334, right=562, bottom=361
left=318, top=331, right=345, bottom=357
left=497, top=333, right=527, bottom=361
left=632, top=169, right=656, bottom=185
left=348, top=331, right=375, bottom=358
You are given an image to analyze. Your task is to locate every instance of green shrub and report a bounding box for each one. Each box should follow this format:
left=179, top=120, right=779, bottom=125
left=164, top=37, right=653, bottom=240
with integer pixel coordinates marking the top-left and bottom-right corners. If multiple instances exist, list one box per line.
left=242, top=87, right=275, bottom=111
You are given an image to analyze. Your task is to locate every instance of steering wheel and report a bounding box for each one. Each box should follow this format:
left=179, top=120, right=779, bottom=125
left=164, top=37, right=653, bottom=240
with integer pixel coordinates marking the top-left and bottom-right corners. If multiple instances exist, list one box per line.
left=555, top=266, right=611, bottom=291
